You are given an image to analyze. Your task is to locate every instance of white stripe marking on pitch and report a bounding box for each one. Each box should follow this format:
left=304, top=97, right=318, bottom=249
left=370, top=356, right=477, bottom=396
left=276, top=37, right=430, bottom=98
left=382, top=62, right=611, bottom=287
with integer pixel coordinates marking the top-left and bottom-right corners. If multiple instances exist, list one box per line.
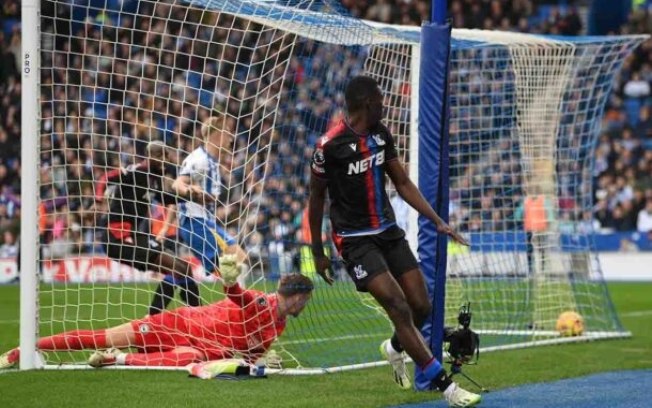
left=620, top=310, right=652, bottom=318
left=0, top=319, right=18, bottom=325
left=281, top=332, right=386, bottom=346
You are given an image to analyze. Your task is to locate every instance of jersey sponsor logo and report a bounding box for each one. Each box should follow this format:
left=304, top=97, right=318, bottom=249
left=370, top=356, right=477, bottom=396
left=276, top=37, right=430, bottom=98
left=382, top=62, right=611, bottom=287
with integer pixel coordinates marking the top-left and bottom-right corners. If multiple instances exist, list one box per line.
left=354, top=264, right=368, bottom=280
left=371, top=134, right=386, bottom=146
left=349, top=143, right=357, bottom=152
left=347, top=150, right=385, bottom=175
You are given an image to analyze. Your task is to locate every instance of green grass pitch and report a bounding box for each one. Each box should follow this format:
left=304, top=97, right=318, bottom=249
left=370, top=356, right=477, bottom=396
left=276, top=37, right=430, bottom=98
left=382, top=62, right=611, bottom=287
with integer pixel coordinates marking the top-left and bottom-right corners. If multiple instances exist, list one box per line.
left=1, top=282, right=651, bottom=408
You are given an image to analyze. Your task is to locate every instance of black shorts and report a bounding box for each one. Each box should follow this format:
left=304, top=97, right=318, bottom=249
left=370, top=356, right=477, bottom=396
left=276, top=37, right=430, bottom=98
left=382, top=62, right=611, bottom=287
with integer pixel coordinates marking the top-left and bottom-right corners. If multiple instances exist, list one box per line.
left=104, top=232, right=163, bottom=272
left=340, top=226, right=419, bottom=292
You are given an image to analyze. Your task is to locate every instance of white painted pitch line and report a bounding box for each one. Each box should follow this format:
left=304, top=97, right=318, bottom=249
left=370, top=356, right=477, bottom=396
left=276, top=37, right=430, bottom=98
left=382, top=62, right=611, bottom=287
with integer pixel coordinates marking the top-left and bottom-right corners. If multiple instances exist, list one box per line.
left=0, top=319, right=18, bottom=325
left=281, top=332, right=386, bottom=346
left=620, top=310, right=652, bottom=318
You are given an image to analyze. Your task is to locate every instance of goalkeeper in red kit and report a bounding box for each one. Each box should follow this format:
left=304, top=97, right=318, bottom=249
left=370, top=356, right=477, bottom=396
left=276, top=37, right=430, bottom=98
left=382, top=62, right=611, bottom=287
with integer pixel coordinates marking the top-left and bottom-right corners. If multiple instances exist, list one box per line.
left=0, top=262, right=313, bottom=368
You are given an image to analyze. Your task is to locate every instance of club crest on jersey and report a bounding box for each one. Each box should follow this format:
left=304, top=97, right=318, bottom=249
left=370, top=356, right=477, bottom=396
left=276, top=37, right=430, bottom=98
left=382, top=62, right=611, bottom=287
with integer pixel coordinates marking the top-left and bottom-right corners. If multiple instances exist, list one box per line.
left=347, top=150, right=385, bottom=175
left=257, top=297, right=268, bottom=307
left=313, top=148, right=325, bottom=165
left=371, top=134, right=385, bottom=146
left=354, top=265, right=368, bottom=280
left=139, top=324, right=150, bottom=334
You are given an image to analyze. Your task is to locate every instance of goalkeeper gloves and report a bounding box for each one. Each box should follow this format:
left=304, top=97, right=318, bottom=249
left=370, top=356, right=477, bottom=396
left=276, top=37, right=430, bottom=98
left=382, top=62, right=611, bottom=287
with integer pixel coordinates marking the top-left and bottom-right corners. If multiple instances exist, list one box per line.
left=187, top=359, right=263, bottom=379
left=259, top=350, right=283, bottom=370
left=220, top=254, right=240, bottom=287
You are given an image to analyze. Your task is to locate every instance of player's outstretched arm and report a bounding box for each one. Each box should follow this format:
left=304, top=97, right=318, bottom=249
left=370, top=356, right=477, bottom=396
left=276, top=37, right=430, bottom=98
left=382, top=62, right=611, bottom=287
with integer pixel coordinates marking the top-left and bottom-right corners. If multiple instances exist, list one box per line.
left=156, top=203, right=177, bottom=243
left=221, top=256, right=258, bottom=308
left=172, top=175, right=215, bottom=205
left=220, top=254, right=240, bottom=287
left=308, top=174, right=333, bottom=284
left=386, top=160, right=469, bottom=246
left=172, top=174, right=193, bottom=198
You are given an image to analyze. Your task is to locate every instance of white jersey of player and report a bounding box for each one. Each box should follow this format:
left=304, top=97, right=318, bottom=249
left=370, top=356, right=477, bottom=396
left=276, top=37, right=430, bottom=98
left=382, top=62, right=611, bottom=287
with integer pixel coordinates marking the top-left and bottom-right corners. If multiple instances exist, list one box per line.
left=178, top=146, right=221, bottom=220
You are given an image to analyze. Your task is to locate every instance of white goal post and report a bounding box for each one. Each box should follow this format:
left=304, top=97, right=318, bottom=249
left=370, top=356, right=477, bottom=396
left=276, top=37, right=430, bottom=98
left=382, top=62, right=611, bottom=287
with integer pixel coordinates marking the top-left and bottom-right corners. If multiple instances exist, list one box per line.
left=18, top=0, right=648, bottom=372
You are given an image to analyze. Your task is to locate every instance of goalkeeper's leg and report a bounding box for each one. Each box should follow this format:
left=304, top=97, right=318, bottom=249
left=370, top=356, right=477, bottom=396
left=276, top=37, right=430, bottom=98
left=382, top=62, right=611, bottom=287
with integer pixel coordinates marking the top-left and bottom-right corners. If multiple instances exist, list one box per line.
left=37, top=322, right=134, bottom=351
left=1, top=323, right=137, bottom=368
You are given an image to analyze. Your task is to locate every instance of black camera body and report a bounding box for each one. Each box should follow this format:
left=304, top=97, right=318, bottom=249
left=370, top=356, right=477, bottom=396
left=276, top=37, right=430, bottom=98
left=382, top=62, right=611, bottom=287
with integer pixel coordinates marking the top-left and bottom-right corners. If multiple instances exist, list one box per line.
left=442, top=303, right=487, bottom=392
left=444, top=303, right=480, bottom=365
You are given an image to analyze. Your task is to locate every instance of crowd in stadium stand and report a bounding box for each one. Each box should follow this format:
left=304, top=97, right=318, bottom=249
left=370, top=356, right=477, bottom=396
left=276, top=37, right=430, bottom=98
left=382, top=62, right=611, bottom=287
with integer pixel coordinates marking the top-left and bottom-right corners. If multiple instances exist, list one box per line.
left=0, top=0, right=651, bottom=274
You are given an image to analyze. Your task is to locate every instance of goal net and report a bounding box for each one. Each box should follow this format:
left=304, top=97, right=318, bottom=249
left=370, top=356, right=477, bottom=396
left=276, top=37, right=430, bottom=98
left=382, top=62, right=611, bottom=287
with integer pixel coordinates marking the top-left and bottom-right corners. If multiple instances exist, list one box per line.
left=22, top=0, right=646, bottom=371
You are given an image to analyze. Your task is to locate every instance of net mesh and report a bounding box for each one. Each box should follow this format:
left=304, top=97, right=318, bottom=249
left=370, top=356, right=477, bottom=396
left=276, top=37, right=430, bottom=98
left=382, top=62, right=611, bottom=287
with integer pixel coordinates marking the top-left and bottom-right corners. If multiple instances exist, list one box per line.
left=446, top=37, right=643, bottom=345
left=34, top=0, right=645, bottom=370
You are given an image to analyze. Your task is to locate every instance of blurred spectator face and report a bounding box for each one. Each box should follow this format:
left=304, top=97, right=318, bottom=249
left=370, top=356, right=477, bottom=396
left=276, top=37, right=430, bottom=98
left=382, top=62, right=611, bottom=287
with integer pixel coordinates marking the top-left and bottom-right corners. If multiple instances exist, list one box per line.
left=147, top=143, right=165, bottom=173
left=3, top=231, right=14, bottom=245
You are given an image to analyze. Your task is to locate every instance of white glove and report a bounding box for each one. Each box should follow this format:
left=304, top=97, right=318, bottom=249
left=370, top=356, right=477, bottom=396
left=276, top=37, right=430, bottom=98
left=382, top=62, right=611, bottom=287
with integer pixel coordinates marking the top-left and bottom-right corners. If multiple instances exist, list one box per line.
left=220, top=254, right=240, bottom=287
left=262, top=350, right=283, bottom=369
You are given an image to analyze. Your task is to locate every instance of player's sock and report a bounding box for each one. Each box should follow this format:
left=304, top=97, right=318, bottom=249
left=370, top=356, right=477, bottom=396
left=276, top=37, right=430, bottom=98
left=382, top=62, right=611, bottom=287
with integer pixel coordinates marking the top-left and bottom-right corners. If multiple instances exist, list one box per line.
left=177, top=277, right=201, bottom=307
left=419, top=356, right=453, bottom=392
left=148, top=275, right=176, bottom=315
left=124, top=351, right=200, bottom=366
left=37, top=330, right=107, bottom=350
left=390, top=332, right=404, bottom=353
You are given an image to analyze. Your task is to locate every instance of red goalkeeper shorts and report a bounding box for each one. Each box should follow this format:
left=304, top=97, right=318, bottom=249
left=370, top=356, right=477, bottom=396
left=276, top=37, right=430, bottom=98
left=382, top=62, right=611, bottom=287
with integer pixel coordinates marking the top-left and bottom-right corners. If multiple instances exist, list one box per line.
left=131, top=312, right=192, bottom=353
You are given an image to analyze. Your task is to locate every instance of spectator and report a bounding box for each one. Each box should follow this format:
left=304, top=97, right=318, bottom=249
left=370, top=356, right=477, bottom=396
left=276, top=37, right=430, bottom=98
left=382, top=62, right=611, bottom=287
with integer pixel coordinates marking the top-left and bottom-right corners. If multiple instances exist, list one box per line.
left=0, top=230, right=18, bottom=258
left=624, top=73, right=651, bottom=98
left=637, top=199, right=652, bottom=235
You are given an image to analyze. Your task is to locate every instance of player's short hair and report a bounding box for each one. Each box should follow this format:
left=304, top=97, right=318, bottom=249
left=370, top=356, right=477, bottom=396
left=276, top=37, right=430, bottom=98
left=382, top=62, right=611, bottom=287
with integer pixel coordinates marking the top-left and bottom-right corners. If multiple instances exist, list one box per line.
left=345, top=75, right=380, bottom=114
left=201, top=115, right=227, bottom=139
left=277, top=274, right=314, bottom=297
left=147, top=140, right=166, bottom=157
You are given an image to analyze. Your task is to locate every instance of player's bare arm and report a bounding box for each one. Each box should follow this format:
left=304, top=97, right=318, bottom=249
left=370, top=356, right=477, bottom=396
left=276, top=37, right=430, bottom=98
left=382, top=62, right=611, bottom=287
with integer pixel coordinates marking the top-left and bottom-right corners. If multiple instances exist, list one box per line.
left=172, top=174, right=216, bottom=206
left=156, top=203, right=177, bottom=243
left=385, top=159, right=469, bottom=246
left=308, top=174, right=333, bottom=284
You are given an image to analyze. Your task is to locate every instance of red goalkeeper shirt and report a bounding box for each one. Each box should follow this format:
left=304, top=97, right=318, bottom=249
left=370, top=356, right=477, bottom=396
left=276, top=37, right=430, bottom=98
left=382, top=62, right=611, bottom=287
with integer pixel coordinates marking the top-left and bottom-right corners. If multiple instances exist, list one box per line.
left=133, top=285, right=286, bottom=362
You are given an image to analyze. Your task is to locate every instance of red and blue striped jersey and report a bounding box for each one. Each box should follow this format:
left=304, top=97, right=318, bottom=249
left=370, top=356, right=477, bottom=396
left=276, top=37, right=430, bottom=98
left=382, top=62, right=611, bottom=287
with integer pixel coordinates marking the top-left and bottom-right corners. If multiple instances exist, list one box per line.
left=311, top=120, right=399, bottom=237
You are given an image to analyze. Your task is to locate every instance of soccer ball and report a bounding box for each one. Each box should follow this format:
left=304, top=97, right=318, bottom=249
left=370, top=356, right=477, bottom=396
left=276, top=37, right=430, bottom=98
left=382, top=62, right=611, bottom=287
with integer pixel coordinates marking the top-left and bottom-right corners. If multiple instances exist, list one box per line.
left=555, top=311, right=584, bottom=337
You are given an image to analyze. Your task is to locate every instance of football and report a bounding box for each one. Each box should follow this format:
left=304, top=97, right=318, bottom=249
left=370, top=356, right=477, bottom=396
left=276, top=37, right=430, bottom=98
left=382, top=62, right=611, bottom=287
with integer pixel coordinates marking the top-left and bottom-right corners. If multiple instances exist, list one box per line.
left=555, top=311, right=584, bottom=337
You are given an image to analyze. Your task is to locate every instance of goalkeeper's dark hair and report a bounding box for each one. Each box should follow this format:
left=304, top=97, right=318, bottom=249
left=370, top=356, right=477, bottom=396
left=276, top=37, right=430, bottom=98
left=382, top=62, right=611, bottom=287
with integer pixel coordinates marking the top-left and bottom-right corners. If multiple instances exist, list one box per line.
left=345, top=75, right=380, bottom=114
left=277, top=274, right=314, bottom=297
